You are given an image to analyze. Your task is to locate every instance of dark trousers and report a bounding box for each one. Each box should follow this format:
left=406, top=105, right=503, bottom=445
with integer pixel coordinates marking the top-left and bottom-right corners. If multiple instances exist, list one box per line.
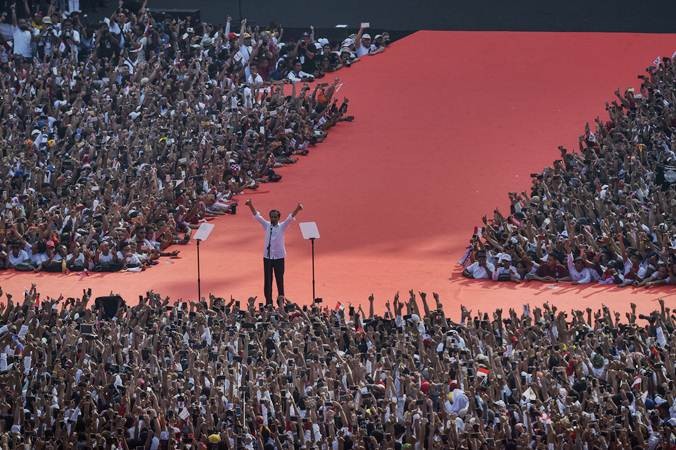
left=263, top=258, right=285, bottom=304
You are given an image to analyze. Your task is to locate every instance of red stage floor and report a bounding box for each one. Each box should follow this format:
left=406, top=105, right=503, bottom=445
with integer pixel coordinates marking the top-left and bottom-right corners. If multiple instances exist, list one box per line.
left=2, top=32, right=675, bottom=316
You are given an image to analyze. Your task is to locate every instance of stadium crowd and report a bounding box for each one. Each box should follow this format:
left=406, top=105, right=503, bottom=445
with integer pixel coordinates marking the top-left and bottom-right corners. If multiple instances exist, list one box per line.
left=462, top=55, right=676, bottom=287
left=0, top=286, right=673, bottom=449
left=0, top=0, right=389, bottom=273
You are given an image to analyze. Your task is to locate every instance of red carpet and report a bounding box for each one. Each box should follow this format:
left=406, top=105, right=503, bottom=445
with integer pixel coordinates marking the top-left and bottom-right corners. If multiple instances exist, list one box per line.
left=2, top=31, right=675, bottom=316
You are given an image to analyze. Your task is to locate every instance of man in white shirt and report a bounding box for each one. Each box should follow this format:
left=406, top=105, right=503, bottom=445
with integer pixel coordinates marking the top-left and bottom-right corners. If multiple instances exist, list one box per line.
left=355, top=33, right=373, bottom=57
left=245, top=199, right=303, bottom=305
left=8, top=242, right=29, bottom=268
left=245, top=64, right=264, bottom=86
left=463, top=250, right=494, bottom=280
left=10, top=3, right=33, bottom=59
left=287, top=60, right=314, bottom=83
left=492, top=253, right=521, bottom=281
left=566, top=253, right=593, bottom=284
left=445, top=385, right=469, bottom=417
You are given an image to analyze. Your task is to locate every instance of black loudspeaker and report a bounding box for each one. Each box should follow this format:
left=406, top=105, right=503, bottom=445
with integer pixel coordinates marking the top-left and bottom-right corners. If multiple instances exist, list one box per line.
left=94, top=295, right=126, bottom=320
left=147, top=8, right=201, bottom=23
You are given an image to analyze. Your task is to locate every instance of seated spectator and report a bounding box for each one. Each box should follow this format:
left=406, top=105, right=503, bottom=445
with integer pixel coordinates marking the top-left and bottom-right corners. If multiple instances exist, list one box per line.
left=463, top=250, right=494, bottom=279
left=287, top=59, right=314, bottom=82
left=492, top=253, right=521, bottom=281
left=565, top=241, right=595, bottom=284
left=0, top=7, right=367, bottom=275
left=462, top=57, right=676, bottom=288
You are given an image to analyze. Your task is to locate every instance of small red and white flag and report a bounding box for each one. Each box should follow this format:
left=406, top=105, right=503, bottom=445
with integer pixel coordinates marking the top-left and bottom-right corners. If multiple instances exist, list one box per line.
left=477, top=367, right=490, bottom=378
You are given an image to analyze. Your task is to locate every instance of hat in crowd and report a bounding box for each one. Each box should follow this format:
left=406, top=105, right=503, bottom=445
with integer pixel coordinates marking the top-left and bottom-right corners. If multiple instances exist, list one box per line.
left=317, top=38, right=329, bottom=47
left=42, top=16, right=52, bottom=24
left=207, top=434, right=221, bottom=443
left=46, top=240, right=55, bottom=248
left=362, top=33, right=371, bottom=40
left=476, top=354, right=489, bottom=365
left=341, top=38, right=354, bottom=47
left=497, top=253, right=512, bottom=262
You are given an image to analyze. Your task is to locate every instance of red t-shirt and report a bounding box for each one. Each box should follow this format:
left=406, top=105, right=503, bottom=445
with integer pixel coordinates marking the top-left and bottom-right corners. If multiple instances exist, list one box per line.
left=537, top=263, right=568, bottom=278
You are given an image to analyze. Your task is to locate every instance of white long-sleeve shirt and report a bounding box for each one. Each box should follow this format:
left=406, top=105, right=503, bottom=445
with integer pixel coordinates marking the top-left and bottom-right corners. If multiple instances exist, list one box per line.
left=567, top=253, right=592, bottom=283
left=464, top=261, right=494, bottom=279
left=445, top=389, right=469, bottom=416
left=287, top=70, right=313, bottom=83
left=254, top=213, right=294, bottom=259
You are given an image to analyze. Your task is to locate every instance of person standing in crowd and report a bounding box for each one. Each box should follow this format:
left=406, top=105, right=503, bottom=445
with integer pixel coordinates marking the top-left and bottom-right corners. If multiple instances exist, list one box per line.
left=245, top=199, right=303, bottom=304
left=10, top=2, right=32, bottom=61
left=0, top=12, right=373, bottom=276
left=0, top=287, right=672, bottom=449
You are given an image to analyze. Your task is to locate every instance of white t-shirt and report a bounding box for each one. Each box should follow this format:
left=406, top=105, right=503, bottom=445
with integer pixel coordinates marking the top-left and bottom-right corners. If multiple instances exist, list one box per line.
left=238, top=45, right=252, bottom=65
left=465, top=261, right=495, bottom=279
left=8, top=250, right=29, bottom=267
left=98, top=251, right=114, bottom=263
left=566, top=254, right=592, bottom=283
left=445, top=389, right=469, bottom=415
left=246, top=72, right=263, bottom=86
left=12, top=26, right=32, bottom=57
left=356, top=43, right=373, bottom=57
left=67, top=253, right=85, bottom=265
left=30, top=252, right=48, bottom=266
left=287, top=70, right=313, bottom=83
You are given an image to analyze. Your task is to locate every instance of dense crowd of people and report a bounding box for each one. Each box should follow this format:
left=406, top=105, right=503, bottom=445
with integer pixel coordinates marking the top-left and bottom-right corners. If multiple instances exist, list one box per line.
left=0, top=286, right=672, bottom=449
left=0, top=0, right=390, bottom=273
left=462, top=56, right=676, bottom=288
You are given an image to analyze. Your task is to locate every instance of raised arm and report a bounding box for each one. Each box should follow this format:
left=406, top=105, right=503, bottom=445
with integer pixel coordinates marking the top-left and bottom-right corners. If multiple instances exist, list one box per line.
left=244, top=199, right=257, bottom=215
left=47, top=0, right=56, bottom=19
left=238, top=18, right=247, bottom=45
left=10, top=2, right=17, bottom=27
left=224, top=15, right=231, bottom=36
left=355, top=24, right=365, bottom=47
left=291, top=202, right=303, bottom=218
